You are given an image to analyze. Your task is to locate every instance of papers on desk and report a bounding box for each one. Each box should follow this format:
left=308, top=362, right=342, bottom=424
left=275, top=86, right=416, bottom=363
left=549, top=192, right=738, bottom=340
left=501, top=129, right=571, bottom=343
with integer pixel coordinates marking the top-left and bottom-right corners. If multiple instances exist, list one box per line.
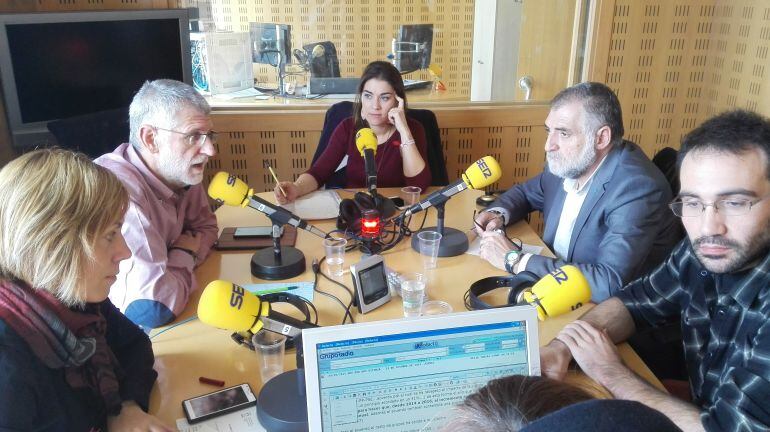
left=242, top=281, right=315, bottom=302
left=281, top=190, right=341, bottom=220
left=176, top=408, right=266, bottom=432
left=212, top=87, right=271, bottom=100
left=466, top=234, right=544, bottom=257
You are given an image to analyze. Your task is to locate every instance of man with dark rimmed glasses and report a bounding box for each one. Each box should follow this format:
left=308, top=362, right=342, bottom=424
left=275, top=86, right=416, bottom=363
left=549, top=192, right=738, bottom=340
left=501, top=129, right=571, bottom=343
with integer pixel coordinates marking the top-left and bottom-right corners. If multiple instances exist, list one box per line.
left=540, top=110, right=770, bottom=431
left=95, top=79, right=218, bottom=329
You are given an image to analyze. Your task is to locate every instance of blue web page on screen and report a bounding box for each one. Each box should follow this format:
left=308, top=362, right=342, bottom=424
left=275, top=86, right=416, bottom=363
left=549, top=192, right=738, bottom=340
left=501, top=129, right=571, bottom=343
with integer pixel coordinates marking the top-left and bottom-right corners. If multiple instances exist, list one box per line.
left=314, top=321, right=531, bottom=431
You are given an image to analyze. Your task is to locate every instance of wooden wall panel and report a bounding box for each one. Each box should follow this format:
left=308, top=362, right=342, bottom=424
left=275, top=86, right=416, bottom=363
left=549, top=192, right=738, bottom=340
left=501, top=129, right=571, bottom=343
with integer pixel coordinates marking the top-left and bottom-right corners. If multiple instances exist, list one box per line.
left=598, top=0, right=770, bottom=159
left=603, top=1, right=712, bottom=156
left=704, top=1, right=770, bottom=116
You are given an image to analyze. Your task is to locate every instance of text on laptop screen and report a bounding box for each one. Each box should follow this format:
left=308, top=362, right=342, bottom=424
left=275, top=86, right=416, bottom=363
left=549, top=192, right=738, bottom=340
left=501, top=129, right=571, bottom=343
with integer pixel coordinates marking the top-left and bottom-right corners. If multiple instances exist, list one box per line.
left=314, top=321, right=531, bottom=431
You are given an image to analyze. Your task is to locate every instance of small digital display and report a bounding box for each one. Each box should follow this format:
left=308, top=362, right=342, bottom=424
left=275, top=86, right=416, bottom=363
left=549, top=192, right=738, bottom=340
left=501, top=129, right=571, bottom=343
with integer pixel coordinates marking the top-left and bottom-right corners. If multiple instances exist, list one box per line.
left=358, top=263, right=388, bottom=304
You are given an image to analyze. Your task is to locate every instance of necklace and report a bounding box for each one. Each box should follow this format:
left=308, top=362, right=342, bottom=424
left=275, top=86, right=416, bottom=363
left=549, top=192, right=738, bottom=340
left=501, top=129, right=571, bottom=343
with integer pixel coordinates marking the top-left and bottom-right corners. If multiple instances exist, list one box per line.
left=374, top=127, right=397, bottom=173
left=375, top=126, right=396, bottom=144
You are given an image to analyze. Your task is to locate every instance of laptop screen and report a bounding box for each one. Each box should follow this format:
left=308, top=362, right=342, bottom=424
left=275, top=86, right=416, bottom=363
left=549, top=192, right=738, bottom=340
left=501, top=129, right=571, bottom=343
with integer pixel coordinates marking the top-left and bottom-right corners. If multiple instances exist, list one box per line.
left=304, top=308, right=539, bottom=431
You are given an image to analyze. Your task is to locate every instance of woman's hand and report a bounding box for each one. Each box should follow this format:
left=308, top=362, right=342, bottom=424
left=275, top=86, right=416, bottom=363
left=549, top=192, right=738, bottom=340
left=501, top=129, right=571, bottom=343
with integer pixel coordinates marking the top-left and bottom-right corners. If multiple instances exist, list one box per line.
left=274, top=181, right=299, bottom=204
left=107, top=401, right=174, bottom=432
left=387, top=95, right=410, bottom=136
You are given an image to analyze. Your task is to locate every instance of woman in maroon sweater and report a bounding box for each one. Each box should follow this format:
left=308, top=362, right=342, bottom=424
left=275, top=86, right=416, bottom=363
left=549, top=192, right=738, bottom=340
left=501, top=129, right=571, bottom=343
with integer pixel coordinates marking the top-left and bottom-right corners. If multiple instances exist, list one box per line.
left=275, top=61, right=431, bottom=204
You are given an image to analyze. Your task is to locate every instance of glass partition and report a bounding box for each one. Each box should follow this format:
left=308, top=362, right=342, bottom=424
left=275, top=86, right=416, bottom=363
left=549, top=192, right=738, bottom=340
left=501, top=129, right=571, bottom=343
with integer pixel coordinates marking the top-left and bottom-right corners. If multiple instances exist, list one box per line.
left=180, top=0, right=591, bottom=103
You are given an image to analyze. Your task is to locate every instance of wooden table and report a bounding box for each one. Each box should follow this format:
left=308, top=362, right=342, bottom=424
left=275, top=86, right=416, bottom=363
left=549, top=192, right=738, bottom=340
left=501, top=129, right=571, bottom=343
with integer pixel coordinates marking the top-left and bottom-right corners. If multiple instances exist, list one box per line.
left=148, top=188, right=662, bottom=424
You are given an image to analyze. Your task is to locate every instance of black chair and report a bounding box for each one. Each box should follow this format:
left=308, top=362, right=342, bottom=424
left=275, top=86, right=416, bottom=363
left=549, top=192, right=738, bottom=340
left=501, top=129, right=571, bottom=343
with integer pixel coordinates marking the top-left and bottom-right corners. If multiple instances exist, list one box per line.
left=652, top=146, right=680, bottom=195
left=627, top=146, right=688, bottom=383
left=47, top=107, right=129, bottom=159
left=312, top=101, right=448, bottom=189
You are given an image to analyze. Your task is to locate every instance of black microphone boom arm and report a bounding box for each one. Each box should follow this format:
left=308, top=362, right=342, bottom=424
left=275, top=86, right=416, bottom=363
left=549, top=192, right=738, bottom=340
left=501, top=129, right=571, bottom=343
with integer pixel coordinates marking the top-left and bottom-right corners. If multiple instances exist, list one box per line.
left=248, top=195, right=328, bottom=239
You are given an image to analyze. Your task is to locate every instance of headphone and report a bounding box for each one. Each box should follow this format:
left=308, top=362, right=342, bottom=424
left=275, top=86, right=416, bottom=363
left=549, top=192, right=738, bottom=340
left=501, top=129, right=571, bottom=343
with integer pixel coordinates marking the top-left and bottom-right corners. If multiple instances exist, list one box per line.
left=336, top=191, right=397, bottom=231
left=464, top=272, right=540, bottom=310
left=229, top=292, right=315, bottom=350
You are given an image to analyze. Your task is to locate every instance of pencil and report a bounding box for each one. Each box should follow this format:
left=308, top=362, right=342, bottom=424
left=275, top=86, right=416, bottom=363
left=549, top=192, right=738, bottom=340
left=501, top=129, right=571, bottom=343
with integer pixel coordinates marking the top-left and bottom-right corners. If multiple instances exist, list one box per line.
left=267, top=165, right=287, bottom=197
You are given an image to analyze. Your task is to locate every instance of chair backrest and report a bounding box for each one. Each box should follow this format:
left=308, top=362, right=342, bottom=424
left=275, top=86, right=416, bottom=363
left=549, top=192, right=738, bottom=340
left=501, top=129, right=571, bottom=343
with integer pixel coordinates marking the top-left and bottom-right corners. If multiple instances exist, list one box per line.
left=652, top=146, right=680, bottom=195
left=312, top=101, right=449, bottom=188
left=47, top=107, right=129, bottom=158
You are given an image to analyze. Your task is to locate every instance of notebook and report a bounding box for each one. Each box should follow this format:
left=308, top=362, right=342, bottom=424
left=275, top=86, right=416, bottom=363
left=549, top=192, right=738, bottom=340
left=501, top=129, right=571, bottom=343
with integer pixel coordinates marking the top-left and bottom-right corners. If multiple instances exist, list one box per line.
left=302, top=306, right=540, bottom=431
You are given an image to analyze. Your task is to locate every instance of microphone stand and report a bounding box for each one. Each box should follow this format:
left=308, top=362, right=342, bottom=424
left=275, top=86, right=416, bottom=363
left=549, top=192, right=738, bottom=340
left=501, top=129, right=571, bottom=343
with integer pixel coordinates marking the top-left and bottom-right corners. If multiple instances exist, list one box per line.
left=410, top=201, right=469, bottom=257
left=250, top=221, right=306, bottom=280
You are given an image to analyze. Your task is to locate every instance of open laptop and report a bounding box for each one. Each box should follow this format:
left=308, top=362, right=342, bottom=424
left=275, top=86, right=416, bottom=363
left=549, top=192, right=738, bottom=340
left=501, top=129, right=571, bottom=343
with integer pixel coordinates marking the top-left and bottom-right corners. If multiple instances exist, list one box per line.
left=302, top=306, right=540, bottom=431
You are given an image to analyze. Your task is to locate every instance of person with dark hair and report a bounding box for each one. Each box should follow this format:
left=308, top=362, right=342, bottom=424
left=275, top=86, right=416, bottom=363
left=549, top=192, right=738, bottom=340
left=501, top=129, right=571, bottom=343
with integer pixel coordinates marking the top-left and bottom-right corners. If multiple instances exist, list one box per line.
left=440, top=375, right=595, bottom=431
left=541, top=110, right=770, bottom=431
left=475, top=82, right=678, bottom=301
left=275, top=60, right=431, bottom=203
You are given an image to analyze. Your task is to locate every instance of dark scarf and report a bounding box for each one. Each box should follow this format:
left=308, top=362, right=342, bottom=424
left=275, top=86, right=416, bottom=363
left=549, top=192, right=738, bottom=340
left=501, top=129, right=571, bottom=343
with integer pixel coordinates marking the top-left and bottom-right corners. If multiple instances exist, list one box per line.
left=0, top=280, right=123, bottom=416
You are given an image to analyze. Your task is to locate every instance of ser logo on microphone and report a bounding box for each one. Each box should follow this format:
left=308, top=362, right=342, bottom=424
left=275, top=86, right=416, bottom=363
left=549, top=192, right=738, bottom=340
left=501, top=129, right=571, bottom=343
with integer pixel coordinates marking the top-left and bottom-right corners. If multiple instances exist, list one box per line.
left=549, top=268, right=569, bottom=284
left=227, top=174, right=237, bottom=186
left=476, top=159, right=493, bottom=179
left=548, top=268, right=583, bottom=311
left=230, top=284, right=245, bottom=309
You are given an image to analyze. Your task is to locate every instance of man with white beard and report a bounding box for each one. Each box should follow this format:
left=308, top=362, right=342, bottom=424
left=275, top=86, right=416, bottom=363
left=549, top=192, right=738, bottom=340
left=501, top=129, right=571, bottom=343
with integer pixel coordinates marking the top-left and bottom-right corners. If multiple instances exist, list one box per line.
left=475, top=82, right=679, bottom=301
left=95, top=79, right=218, bottom=329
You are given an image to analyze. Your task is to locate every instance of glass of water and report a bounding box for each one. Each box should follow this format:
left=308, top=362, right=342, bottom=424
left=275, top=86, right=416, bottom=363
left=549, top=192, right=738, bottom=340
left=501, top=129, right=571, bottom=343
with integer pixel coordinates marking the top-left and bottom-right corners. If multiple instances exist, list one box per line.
left=323, top=237, right=347, bottom=277
left=252, top=330, right=286, bottom=384
left=400, top=272, right=426, bottom=317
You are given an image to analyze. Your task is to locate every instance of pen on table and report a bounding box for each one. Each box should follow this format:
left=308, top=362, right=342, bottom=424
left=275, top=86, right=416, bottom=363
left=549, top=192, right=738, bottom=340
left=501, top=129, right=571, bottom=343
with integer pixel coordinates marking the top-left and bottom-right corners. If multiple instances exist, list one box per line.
left=199, top=376, right=225, bottom=387
left=256, top=285, right=299, bottom=296
left=267, top=165, right=287, bottom=197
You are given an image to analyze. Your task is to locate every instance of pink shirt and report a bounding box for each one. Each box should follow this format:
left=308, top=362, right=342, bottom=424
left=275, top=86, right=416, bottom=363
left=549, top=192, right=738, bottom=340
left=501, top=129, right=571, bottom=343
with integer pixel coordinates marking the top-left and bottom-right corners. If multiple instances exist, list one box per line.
left=95, top=143, right=218, bottom=328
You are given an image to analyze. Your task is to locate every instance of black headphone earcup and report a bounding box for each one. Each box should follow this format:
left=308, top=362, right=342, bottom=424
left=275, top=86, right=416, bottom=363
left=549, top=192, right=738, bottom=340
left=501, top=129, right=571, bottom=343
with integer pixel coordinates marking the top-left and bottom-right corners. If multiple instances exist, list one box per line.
left=356, top=191, right=397, bottom=218
left=353, top=191, right=376, bottom=209
left=256, top=292, right=312, bottom=350
left=507, top=271, right=540, bottom=304
left=337, top=198, right=362, bottom=231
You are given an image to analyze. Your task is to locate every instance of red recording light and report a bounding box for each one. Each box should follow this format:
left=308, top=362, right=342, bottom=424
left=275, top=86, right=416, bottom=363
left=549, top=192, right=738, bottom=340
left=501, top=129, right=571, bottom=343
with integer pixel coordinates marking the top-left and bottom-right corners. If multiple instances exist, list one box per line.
left=360, top=209, right=381, bottom=238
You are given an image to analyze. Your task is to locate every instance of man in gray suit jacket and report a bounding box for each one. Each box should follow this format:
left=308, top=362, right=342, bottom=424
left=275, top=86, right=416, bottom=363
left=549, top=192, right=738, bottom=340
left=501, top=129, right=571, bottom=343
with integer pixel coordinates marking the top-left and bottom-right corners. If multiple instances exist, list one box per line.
left=476, top=82, right=679, bottom=301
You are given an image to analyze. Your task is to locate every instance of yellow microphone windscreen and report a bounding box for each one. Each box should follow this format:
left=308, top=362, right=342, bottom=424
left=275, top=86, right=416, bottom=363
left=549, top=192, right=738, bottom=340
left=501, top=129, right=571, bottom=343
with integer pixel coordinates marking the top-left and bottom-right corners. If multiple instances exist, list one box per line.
left=523, top=265, right=591, bottom=320
left=462, top=156, right=502, bottom=190
left=208, top=172, right=253, bottom=207
left=355, top=128, right=378, bottom=156
left=198, top=280, right=266, bottom=333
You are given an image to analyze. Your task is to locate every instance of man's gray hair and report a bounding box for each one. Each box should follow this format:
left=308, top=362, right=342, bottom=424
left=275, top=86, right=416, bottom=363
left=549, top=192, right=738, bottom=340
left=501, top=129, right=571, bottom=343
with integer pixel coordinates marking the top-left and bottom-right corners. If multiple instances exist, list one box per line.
left=128, top=79, right=211, bottom=150
left=551, top=82, right=625, bottom=147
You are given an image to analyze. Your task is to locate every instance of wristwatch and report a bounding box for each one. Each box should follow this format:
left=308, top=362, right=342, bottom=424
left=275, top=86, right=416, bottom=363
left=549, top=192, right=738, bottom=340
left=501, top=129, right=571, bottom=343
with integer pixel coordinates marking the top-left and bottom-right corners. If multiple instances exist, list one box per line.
left=504, top=249, right=522, bottom=274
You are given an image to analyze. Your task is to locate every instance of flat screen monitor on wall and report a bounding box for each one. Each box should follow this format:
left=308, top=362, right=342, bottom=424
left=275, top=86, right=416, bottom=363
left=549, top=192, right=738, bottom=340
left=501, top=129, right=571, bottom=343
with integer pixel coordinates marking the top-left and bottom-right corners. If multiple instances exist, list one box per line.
left=0, top=9, right=192, bottom=149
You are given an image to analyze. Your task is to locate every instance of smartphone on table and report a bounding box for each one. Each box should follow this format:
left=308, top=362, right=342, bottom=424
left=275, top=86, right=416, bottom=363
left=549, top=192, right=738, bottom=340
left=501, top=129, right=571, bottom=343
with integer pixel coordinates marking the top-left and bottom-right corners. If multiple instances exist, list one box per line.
left=389, top=196, right=405, bottom=209
left=233, top=226, right=279, bottom=238
left=182, top=383, right=257, bottom=424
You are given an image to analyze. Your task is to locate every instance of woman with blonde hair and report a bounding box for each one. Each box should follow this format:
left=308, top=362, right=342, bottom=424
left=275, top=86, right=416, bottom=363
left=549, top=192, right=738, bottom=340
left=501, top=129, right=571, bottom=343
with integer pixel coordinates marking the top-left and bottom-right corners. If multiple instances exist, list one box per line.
left=0, top=149, right=171, bottom=431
